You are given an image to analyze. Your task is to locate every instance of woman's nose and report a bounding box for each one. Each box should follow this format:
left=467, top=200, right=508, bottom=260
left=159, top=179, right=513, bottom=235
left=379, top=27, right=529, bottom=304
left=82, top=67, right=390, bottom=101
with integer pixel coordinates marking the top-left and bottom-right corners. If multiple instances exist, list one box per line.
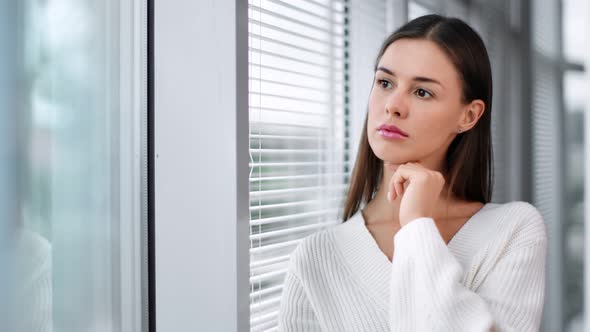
left=384, top=90, right=409, bottom=118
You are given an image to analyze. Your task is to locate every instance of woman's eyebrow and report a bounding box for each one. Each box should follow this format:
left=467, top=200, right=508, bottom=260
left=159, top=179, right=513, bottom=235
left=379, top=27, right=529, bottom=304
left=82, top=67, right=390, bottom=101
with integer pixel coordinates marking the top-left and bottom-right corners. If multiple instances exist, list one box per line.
left=376, top=66, right=443, bottom=87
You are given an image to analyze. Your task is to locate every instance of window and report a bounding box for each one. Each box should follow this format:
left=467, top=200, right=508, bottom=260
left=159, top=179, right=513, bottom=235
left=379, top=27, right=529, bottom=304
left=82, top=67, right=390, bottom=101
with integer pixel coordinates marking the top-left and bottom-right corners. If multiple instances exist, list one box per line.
left=562, top=0, right=588, bottom=330
left=247, top=0, right=348, bottom=330
left=0, top=1, right=148, bottom=331
left=532, top=0, right=566, bottom=330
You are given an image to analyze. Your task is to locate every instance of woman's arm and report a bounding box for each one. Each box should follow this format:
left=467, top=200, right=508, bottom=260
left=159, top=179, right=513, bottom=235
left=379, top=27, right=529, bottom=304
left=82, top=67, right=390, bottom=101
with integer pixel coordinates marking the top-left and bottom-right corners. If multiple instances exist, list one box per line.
left=277, top=270, right=323, bottom=332
left=389, top=216, right=546, bottom=332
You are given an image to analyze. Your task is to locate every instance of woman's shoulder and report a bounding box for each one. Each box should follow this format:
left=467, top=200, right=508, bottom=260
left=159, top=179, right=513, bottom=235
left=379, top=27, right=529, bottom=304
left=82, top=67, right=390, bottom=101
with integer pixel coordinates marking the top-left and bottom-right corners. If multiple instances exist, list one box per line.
left=286, top=218, right=357, bottom=277
left=481, top=200, right=547, bottom=248
left=288, top=227, right=335, bottom=268
left=484, top=201, right=544, bottom=226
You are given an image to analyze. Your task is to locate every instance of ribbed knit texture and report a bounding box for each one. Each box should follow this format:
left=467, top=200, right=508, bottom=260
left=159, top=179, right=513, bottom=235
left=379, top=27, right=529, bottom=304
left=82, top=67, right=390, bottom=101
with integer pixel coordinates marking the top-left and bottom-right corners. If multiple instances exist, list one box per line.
left=277, top=201, right=547, bottom=332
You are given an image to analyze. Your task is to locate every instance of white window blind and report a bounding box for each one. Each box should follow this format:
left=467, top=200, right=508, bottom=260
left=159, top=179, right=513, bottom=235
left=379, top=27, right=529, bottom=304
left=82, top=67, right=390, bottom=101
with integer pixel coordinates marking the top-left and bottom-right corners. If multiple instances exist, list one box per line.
left=247, top=0, right=349, bottom=330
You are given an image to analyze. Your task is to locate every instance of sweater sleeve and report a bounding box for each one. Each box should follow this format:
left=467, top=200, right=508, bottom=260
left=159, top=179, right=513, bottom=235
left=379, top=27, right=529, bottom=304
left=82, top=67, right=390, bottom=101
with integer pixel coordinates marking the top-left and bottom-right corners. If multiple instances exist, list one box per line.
left=277, top=270, right=323, bottom=332
left=389, top=217, right=547, bottom=332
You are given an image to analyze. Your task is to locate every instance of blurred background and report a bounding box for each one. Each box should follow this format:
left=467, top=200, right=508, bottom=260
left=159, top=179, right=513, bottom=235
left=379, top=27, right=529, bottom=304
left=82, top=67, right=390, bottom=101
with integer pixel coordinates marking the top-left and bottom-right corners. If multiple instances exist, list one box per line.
left=0, top=0, right=588, bottom=331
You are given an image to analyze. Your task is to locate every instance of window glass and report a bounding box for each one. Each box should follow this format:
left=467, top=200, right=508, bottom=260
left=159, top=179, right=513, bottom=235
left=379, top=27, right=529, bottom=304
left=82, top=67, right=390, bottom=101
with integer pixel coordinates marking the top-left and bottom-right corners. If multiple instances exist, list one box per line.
left=0, top=1, right=147, bottom=331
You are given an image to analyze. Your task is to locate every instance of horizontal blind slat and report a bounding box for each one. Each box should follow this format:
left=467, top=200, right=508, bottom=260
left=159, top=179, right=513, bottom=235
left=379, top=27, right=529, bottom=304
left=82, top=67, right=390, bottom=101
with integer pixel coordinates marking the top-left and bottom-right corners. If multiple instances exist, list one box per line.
left=249, top=198, right=344, bottom=212
left=250, top=285, right=283, bottom=300
left=250, top=185, right=347, bottom=198
left=250, top=256, right=291, bottom=270
left=249, top=61, right=335, bottom=80
left=250, top=148, right=347, bottom=154
left=249, top=77, right=344, bottom=94
left=250, top=222, right=328, bottom=241
left=250, top=209, right=341, bottom=226
left=249, top=161, right=348, bottom=167
left=301, top=0, right=346, bottom=12
left=249, top=268, right=289, bottom=284
left=249, top=106, right=345, bottom=117
left=264, top=0, right=345, bottom=25
left=249, top=172, right=349, bottom=182
left=250, top=310, right=280, bottom=330
left=250, top=241, right=301, bottom=256
left=249, top=89, right=343, bottom=104
left=250, top=294, right=282, bottom=313
left=249, top=46, right=342, bottom=70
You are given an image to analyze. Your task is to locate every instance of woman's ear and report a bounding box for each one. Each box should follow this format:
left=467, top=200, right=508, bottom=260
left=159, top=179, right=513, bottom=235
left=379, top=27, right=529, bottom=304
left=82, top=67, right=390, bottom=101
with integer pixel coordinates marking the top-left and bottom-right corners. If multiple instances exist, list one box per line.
left=458, top=99, right=485, bottom=132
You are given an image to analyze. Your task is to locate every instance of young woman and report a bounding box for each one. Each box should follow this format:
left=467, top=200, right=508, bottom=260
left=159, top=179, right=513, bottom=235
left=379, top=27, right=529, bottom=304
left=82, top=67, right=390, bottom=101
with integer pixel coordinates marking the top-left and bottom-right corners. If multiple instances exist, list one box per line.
left=278, top=14, right=547, bottom=332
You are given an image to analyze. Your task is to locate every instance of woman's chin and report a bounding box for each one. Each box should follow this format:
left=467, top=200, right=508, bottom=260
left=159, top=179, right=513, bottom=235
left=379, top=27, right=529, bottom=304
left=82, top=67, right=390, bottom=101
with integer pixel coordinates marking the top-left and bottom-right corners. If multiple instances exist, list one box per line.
left=377, top=155, right=410, bottom=165
left=371, top=148, right=409, bottom=164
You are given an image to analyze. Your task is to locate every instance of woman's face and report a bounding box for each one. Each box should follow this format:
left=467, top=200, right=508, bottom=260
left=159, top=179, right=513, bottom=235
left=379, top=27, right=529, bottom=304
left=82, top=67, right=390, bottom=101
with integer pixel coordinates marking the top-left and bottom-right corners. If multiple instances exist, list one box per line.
left=367, top=38, right=480, bottom=169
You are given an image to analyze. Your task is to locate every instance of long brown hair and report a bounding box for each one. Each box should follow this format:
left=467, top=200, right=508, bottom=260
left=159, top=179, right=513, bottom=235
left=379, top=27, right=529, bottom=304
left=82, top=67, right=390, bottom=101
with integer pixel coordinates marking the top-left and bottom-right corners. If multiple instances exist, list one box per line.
left=342, top=14, right=494, bottom=221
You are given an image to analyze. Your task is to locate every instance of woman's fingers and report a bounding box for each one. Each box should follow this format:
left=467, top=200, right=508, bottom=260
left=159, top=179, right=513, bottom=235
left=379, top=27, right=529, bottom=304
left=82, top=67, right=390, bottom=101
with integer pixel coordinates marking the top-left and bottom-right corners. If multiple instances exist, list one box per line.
left=387, top=190, right=395, bottom=202
left=385, top=162, right=398, bottom=202
left=385, top=162, right=423, bottom=203
left=387, top=171, right=396, bottom=203
left=387, top=164, right=413, bottom=202
left=394, top=178, right=404, bottom=198
left=384, top=161, right=447, bottom=226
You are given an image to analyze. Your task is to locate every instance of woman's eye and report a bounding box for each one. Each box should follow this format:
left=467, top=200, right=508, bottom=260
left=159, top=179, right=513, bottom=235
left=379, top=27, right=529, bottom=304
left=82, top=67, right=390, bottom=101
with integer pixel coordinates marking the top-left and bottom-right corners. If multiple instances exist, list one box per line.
left=415, top=88, right=433, bottom=99
left=377, top=79, right=391, bottom=89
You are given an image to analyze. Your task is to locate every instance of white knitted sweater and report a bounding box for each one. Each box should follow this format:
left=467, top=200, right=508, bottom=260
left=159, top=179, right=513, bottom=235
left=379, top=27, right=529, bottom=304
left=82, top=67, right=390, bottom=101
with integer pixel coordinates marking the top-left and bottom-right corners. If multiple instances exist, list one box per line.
left=277, top=201, right=547, bottom=331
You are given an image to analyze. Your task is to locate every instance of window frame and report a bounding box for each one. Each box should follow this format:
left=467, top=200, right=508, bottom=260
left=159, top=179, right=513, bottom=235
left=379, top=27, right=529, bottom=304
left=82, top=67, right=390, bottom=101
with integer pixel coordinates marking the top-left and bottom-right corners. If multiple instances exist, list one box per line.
left=152, top=0, right=250, bottom=331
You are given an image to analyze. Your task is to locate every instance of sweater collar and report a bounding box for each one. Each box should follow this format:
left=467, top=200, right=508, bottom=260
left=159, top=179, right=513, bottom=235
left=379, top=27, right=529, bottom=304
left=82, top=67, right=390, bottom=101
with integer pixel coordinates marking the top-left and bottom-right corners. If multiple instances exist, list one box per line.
left=331, top=212, right=392, bottom=311
left=331, top=203, right=492, bottom=311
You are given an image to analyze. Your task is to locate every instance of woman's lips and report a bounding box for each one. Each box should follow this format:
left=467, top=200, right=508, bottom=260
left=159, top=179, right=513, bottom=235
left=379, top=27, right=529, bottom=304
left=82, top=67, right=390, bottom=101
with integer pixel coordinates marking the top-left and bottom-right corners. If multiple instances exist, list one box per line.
left=376, top=124, right=409, bottom=140
left=378, top=129, right=408, bottom=140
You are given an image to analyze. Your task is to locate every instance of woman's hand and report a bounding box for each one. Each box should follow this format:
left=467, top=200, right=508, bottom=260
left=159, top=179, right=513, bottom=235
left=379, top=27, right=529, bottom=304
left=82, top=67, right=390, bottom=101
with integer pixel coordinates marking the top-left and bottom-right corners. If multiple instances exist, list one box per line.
left=386, top=162, right=445, bottom=227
